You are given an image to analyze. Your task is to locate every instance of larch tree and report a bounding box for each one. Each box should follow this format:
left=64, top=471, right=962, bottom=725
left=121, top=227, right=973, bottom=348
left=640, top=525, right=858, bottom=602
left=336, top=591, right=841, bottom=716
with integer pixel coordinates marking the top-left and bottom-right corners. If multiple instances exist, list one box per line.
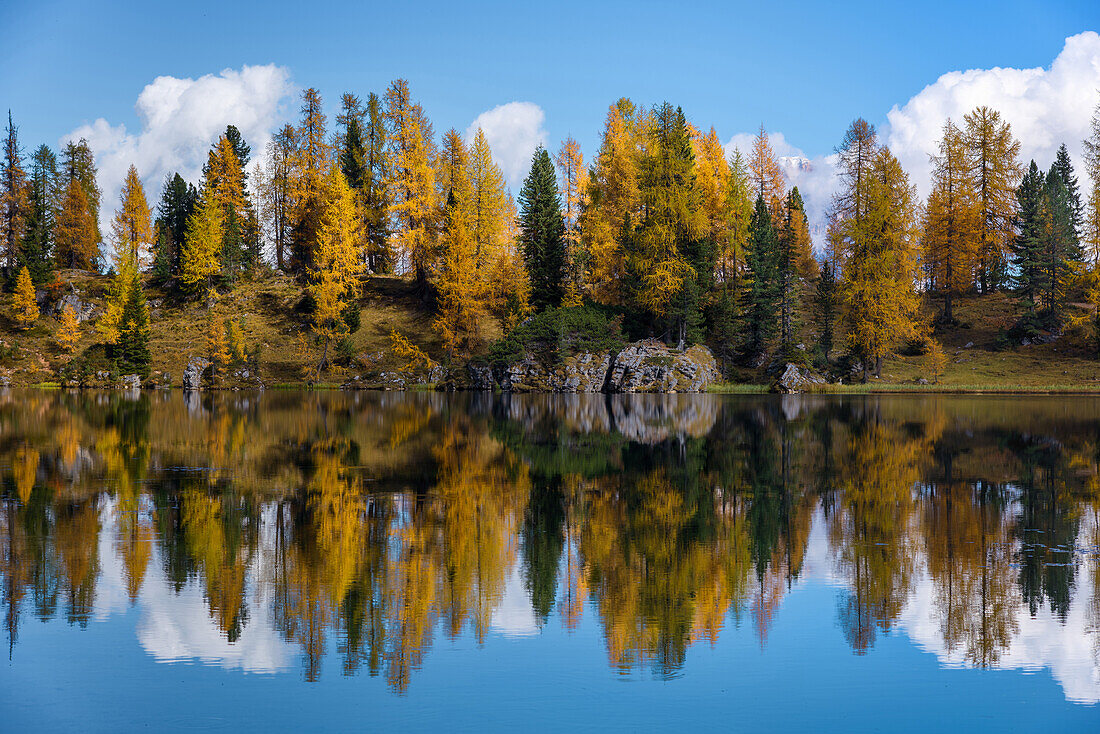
left=1, top=111, right=29, bottom=280
left=55, top=178, right=99, bottom=269
left=776, top=188, right=814, bottom=358
left=309, top=166, right=363, bottom=375
left=11, top=265, right=37, bottom=328
left=517, top=147, right=566, bottom=311
left=57, top=303, right=81, bottom=353
left=256, top=124, right=296, bottom=272
left=180, top=192, right=224, bottom=295
left=437, top=129, right=472, bottom=226
left=749, top=125, right=786, bottom=223
left=841, top=147, right=921, bottom=379
left=384, top=79, right=436, bottom=287
left=963, top=106, right=1021, bottom=292
left=580, top=99, right=642, bottom=306
left=722, top=149, right=753, bottom=281
left=204, top=136, right=250, bottom=278
left=467, top=128, right=510, bottom=268
left=694, top=127, right=730, bottom=274
left=1083, top=101, right=1100, bottom=266
left=289, top=88, right=331, bottom=273
left=555, top=136, right=586, bottom=299
left=923, top=119, right=978, bottom=323
left=61, top=138, right=101, bottom=242
left=110, top=164, right=153, bottom=265
left=23, top=144, right=60, bottom=284
left=435, top=192, right=487, bottom=361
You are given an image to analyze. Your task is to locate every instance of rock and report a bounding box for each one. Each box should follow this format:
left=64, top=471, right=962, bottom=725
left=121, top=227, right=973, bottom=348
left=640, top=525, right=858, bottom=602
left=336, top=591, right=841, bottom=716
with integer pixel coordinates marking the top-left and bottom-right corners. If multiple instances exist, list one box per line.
left=607, top=340, right=720, bottom=393
left=917, top=377, right=929, bottom=385
left=53, top=291, right=97, bottom=323
left=772, top=363, right=827, bottom=393
left=1021, top=338, right=1031, bottom=346
left=183, top=357, right=210, bottom=391
left=120, top=374, right=141, bottom=390
left=964, top=341, right=974, bottom=348
left=505, top=351, right=612, bottom=393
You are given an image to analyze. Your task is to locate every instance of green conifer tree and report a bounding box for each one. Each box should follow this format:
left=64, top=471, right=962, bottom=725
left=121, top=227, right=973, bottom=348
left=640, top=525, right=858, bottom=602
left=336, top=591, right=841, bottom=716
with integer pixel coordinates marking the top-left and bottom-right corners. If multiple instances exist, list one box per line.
left=518, top=147, right=566, bottom=311
left=742, top=195, right=781, bottom=361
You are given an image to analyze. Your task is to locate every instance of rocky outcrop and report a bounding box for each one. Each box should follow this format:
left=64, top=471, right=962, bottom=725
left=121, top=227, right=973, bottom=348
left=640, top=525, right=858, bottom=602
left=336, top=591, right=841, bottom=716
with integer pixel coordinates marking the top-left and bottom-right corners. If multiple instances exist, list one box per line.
left=606, top=340, right=720, bottom=393
left=120, top=374, right=142, bottom=390
left=772, top=363, right=827, bottom=394
left=53, top=292, right=98, bottom=323
left=501, top=351, right=611, bottom=393
left=183, top=358, right=210, bottom=391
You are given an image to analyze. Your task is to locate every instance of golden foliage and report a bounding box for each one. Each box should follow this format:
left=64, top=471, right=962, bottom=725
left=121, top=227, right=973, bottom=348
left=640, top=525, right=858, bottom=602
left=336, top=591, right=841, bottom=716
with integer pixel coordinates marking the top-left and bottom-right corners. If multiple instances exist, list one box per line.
left=57, top=304, right=81, bottom=353
left=11, top=265, right=38, bottom=328
left=180, top=193, right=224, bottom=294
left=55, top=178, right=100, bottom=270
left=389, top=329, right=437, bottom=374
left=109, top=164, right=153, bottom=266
left=384, top=79, right=437, bottom=283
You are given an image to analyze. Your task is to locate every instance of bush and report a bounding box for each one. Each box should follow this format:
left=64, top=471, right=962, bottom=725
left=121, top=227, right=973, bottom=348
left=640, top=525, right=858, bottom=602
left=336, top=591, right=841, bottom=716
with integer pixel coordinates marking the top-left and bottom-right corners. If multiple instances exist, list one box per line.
left=487, top=306, right=627, bottom=368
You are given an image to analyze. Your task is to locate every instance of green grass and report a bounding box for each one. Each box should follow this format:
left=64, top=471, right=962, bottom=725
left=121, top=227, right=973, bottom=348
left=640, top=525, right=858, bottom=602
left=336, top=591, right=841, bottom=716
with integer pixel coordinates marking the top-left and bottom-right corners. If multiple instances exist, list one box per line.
left=707, top=382, right=770, bottom=394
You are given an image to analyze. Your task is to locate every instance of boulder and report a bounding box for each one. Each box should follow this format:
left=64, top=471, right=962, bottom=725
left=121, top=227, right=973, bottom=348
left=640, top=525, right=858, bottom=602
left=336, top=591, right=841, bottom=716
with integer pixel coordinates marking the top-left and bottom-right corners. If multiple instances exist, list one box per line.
left=53, top=291, right=97, bottom=323
left=120, top=374, right=142, bottom=390
left=182, top=357, right=210, bottom=391
left=607, top=340, right=720, bottom=393
left=772, top=363, right=826, bottom=394
left=504, top=351, right=612, bottom=393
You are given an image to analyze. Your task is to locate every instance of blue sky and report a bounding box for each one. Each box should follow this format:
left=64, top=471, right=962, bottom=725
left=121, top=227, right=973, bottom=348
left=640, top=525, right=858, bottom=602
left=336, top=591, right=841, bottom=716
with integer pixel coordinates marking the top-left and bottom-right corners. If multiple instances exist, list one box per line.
left=2, top=0, right=1098, bottom=233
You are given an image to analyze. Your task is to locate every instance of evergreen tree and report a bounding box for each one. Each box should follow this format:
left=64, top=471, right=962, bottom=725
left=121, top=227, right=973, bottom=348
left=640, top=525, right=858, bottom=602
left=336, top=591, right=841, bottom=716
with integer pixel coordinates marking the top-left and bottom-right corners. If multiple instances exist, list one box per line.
left=1, top=111, right=29, bottom=281
left=1037, top=164, right=1082, bottom=322
left=1052, top=144, right=1082, bottom=237
left=776, top=188, right=811, bottom=359
left=362, top=92, right=390, bottom=273
left=1011, top=161, right=1045, bottom=332
left=289, top=88, right=331, bottom=273
left=814, top=258, right=837, bottom=367
left=517, top=147, right=566, bottom=311
left=742, top=196, right=780, bottom=360
left=152, top=173, right=197, bottom=286
left=117, top=264, right=151, bottom=376
left=22, top=145, right=59, bottom=284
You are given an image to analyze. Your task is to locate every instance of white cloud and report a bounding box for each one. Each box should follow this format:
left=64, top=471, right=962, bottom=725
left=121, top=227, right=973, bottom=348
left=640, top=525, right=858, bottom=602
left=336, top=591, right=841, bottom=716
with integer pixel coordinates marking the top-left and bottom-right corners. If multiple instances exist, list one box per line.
left=724, top=32, right=1100, bottom=250
left=64, top=64, right=294, bottom=241
left=465, top=102, right=548, bottom=189
left=887, top=31, right=1100, bottom=199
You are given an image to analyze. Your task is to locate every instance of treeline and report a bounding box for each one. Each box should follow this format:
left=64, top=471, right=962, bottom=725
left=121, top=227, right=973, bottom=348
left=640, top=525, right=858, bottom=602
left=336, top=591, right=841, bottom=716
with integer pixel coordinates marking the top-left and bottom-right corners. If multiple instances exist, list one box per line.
left=3, top=85, right=1100, bottom=379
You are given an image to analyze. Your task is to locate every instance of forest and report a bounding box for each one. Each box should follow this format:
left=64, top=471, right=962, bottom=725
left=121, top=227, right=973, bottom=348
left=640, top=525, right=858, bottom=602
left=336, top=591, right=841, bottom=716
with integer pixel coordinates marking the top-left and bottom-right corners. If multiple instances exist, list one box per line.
left=2, top=79, right=1100, bottom=386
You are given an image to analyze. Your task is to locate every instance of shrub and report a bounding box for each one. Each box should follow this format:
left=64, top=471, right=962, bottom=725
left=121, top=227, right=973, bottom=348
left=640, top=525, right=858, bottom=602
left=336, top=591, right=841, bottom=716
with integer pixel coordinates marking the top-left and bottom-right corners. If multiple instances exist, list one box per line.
left=487, top=306, right=626, bottom=367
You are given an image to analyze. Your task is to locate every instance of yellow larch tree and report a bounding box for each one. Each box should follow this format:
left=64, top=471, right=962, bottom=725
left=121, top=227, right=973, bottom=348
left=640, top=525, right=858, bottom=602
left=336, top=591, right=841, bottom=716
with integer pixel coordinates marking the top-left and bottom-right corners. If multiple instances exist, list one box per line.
left=435, top=201, right=487, bottom=361
left=555, top=136, right=587, bottom=300
left=963, top=106, right=1021, bottom=292
left=309, top=166, right=363, bottom=375
left=923, top=119, right=979, bottom=323
left=290, top=88, right=331, bottom=272
left=749, top=125, right=786, bottom=221
left=841, top=147, right=922, bottom=378
left=467, top=127, right=509, bottom=268
left=57, top=304, right=81, bottom=353
left=580, top=99, right=642, bottom=305
left=694, top=127, right=730, bottom=274
left=55, top=178, right=100, bottom=269
left=109, top=164, right=153, bottom=266
left=207, top=309, right=231, bottom=382
left=485, top=194, right=531, bottom=331
left=180, top=192, right=223, bottom=295
left=722, top=149, right=754, bottom=281
left=384, top=79, right=437, bottom=286
left=436, top=129, right=472, bottom=226
left=11, top=265, right=38, bottom=328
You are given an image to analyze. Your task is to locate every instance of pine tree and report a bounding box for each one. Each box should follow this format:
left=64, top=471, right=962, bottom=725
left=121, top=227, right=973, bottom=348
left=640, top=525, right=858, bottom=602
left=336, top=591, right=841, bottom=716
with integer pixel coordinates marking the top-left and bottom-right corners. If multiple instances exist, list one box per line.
left=776, top=188, right=812, bottom=359
left=814, top=258, right=837, bottom=367
left=56, top=303, right=80, bottom=353
left=384, top=79, right=436, bottom=286
left=22, top=145, right=59, bottom=284
left=110, top=164, right=153, bottom=265
left=1011, top=161, right=1045, bottom=330
left=151, top=173, right=197, bottom=286
left=742, top=196, right=780, bottom=360
left=518, top=147, right=566, bottom=311
left=923, top=119, right=978, bottom=323
left=964, top=106, right=1021, bottom=292
left=11, top=265, right=37, bottom=327
left=1037, top=164, right=1082, bottom=322
left=116, top=262, right=151, bottom=376
left=180, top=192, right=223, bottom=295
left=1053, top=144, right=1083, bottom=237
left=338, top=94, right=366, bottom=189
left=55, top=178, right=99, bottom=269
left=1, top=111, right=29, bottom=281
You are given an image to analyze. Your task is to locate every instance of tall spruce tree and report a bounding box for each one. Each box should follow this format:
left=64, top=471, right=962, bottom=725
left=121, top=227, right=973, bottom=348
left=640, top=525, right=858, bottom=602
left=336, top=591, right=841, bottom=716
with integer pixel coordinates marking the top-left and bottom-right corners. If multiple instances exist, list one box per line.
left=22, top=145, right=59, bottom=283
left=117, top=266, right=151, bottom=376
left=742, top=195, right=781, bottom=360
left=1038, top=164, right=1082, bottom=322
left=814, top=258, right=837, bottom=368
left=1011, top=161, right=1045, bottom=333
left=1053, top=144, right=1082, bottom=237
left=517, top=147, right=566, bottom=311
left=152, top=173, right=197, bottom=287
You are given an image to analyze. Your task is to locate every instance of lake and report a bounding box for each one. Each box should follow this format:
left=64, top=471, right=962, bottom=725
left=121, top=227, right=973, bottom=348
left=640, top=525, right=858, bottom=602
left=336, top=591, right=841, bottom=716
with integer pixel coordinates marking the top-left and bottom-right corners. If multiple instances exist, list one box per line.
left=1, top=390, right=1098, bottom=731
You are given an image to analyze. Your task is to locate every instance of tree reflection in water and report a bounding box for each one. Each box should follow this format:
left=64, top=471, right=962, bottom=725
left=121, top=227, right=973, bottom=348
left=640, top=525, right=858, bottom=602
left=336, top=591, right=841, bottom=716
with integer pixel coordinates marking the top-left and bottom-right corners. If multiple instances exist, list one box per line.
left=2, top=390, right=1099, bottom=696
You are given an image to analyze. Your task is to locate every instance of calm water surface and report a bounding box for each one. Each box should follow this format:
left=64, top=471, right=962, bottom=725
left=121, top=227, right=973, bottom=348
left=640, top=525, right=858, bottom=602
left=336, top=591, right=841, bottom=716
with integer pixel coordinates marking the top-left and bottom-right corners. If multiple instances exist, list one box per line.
left=2, top=390, right=1099, bottom=731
